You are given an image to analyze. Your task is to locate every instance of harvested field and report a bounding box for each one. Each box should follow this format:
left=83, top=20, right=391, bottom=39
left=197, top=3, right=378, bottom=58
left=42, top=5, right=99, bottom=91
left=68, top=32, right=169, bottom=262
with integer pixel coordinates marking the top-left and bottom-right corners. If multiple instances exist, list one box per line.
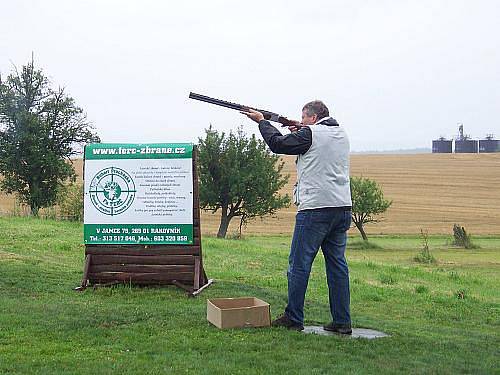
left=1, top=154, right=499, bottom=235
left=203, top=153, right=500, bottom=236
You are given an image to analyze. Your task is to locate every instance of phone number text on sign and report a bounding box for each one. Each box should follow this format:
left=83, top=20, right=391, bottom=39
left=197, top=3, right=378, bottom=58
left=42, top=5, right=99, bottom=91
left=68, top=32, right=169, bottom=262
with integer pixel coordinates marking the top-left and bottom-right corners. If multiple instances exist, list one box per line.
left=93, top=235, right=189, bottom=243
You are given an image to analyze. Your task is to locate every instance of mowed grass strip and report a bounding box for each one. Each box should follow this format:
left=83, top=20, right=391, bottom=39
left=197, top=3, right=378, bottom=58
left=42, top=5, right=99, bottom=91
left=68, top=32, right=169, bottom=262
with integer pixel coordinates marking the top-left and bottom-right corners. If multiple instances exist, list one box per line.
left=0, top=217, right=499, bottom=374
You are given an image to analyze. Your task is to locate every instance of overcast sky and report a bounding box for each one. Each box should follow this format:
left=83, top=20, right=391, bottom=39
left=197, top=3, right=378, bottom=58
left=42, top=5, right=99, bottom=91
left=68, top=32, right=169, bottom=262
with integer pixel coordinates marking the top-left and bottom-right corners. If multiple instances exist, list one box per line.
left=1, top=0, right=499, bottom=151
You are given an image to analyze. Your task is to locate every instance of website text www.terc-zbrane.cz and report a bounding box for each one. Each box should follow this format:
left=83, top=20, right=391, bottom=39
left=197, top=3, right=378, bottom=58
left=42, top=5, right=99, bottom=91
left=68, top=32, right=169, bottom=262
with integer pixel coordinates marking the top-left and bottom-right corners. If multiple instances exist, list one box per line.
left=92, top=146, right=186, bottom=155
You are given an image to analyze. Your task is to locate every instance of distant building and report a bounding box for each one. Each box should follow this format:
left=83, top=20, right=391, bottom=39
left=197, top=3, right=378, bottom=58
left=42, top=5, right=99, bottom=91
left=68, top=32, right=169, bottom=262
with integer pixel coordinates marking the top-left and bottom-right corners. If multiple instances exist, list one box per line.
left=454, top=125, right=477, bottom=153
left=455, top=139, right=478, bottom=153
left=479, top=134, right=500, bottom=153
left=432, top=137, right=452, bottom=153
left=433, top=125, right=499, bottom=153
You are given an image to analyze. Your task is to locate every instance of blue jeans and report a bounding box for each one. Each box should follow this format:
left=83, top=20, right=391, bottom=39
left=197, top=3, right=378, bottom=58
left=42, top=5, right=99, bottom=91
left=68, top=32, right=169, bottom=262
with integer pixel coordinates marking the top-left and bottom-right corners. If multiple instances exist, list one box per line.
left=285, top=207, right=352, bottom=325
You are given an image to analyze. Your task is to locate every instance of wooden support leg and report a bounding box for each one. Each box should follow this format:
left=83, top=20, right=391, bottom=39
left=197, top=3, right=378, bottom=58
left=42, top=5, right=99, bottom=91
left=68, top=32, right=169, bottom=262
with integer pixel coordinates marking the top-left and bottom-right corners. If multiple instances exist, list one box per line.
left=189, top=256, right=212, bottom=297
left=74, top=254, right=92, bottom=291
left=193, top=256, right=201, bottom=290
left=198, top=256, right=208, bottom=285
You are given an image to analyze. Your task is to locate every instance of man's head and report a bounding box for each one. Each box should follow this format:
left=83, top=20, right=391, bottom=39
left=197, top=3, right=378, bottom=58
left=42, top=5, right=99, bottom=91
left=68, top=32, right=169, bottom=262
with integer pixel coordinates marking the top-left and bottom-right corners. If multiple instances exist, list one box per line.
left=301, top=100, right=329, bottom=125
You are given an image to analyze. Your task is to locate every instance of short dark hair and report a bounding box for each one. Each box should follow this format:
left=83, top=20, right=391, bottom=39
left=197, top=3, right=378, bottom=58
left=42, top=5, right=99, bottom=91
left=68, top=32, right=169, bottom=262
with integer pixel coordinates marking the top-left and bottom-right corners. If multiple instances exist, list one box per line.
left=302, top=100, right=329, bottom=119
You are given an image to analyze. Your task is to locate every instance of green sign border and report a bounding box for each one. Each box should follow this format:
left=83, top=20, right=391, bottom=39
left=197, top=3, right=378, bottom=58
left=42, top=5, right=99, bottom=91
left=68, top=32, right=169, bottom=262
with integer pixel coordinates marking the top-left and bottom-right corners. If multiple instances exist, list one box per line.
left=84, top=142, right=194, bottom=245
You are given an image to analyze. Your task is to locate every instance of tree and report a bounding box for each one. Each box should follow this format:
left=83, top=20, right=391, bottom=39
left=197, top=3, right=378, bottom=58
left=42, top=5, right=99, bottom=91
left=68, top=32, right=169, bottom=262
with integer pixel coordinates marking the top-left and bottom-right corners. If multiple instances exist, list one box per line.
left=350, top=176, right=392, bottom=241
left=0, top=58, right=99, bottom=216
left=198, top=126, right=290, bottom=238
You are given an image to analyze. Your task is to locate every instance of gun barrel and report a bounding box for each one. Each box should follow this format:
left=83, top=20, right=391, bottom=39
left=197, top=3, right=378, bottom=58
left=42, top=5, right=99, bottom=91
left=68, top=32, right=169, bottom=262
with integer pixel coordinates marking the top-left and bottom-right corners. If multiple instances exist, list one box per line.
left=189, top=92, right=246, bottom=112
left=189, top=92, right=293, bottom=127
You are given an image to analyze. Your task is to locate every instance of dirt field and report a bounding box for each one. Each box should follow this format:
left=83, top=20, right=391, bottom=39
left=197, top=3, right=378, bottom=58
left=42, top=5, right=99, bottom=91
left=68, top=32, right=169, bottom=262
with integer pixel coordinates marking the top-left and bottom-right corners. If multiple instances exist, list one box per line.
left=1, top=154, right=499, bottom=235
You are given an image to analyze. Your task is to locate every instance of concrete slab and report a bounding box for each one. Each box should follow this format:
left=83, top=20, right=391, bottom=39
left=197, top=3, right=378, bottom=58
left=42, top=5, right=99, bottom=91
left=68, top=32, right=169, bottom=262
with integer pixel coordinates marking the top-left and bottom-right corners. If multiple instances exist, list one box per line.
left=303, top=326, right=389, bottom=339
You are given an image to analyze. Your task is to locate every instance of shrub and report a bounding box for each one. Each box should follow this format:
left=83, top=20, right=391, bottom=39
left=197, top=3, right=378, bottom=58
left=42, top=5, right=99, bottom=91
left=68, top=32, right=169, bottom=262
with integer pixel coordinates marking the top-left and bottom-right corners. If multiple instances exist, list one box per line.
left=350, top=176, right=392, bottom=241
left=414, top=229, right=436, bottom=264
left=57, top=182, right=83, bottom=221
left=452, top=224, right=478, bottom=249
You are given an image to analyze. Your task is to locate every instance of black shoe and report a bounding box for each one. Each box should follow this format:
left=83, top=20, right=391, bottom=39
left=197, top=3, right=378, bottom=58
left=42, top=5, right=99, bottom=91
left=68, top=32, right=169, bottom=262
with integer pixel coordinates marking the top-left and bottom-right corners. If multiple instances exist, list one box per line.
left=272, top=314, right=304, bottom=331
left=323, top=322, right=352, bottom=335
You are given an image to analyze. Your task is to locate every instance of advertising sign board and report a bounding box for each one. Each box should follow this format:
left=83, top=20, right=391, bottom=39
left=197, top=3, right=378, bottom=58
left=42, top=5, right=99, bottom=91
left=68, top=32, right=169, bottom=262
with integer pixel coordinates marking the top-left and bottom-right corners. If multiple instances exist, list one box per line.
left=84, top=143, right=194, bottom=245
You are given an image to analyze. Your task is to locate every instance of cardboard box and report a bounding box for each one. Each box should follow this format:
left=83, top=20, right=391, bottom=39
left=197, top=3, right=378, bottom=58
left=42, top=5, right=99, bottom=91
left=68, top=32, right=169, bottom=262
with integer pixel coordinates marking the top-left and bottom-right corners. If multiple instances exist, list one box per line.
left=207, top=297, right=271, bottom=329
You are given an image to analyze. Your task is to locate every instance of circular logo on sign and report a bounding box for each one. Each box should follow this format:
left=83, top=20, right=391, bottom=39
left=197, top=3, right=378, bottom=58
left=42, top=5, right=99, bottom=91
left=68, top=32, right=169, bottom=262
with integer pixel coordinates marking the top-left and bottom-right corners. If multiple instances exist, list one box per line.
left=89, top=167, right=136, bottom=216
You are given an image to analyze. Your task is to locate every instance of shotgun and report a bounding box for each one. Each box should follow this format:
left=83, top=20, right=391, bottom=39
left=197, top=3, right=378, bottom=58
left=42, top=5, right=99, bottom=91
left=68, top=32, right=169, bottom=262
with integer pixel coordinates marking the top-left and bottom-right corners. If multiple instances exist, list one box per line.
left=189, top=92, right=297, bottom=127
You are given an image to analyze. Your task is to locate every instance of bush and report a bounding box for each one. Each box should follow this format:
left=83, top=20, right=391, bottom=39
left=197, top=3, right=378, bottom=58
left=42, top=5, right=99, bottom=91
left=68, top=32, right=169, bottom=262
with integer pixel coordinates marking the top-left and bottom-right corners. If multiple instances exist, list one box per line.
left=414, top=229, right=436, bottom=264
left=57, top=182, right=83, bottom=221
left=350, top=176, right=392, bottom=241
left=452, top=224, right=478, bottom=249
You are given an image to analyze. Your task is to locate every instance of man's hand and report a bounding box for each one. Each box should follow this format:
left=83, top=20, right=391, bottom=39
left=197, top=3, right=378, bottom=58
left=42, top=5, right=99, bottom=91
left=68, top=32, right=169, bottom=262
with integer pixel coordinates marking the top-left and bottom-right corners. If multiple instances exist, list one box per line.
left=240, top=108, right=264, bottom=123
left=286, top=120, right=302, bottom=132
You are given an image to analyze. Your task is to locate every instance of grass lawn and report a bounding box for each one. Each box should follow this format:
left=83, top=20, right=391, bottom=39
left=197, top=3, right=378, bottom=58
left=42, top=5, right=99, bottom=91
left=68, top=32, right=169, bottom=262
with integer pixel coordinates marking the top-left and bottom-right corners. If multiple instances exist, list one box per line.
left=0, top=217, right=499, bottom=374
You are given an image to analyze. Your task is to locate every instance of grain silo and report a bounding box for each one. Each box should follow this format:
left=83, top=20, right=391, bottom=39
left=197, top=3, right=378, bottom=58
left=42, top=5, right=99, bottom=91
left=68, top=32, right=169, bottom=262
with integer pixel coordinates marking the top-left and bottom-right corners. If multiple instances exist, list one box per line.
left=479, top=134, right=500, bottom=153
left=454, top=124, right=478, bottom=153
left=455, top=139, right=478, bottom=153
left=432, top=137, right=453, bottom=153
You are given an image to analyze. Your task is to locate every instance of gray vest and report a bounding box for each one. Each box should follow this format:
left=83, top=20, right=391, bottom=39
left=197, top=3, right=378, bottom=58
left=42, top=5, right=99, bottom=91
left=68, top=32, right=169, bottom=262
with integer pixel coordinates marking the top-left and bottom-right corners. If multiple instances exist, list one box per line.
left=294, top=124, right=352, bottom=211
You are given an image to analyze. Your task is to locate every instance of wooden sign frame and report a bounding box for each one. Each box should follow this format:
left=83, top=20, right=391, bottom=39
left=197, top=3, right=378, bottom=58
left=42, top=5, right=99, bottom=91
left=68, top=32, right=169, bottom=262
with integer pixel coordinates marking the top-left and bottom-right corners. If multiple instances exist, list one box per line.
left=76, top=146, right=212, bottom=296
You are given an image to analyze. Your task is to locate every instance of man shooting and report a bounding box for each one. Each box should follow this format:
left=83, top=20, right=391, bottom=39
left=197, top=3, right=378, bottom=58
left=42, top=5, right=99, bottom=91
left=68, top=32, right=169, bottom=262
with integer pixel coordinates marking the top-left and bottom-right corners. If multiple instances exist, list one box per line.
left=241, top=101, right=353, bottom=334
